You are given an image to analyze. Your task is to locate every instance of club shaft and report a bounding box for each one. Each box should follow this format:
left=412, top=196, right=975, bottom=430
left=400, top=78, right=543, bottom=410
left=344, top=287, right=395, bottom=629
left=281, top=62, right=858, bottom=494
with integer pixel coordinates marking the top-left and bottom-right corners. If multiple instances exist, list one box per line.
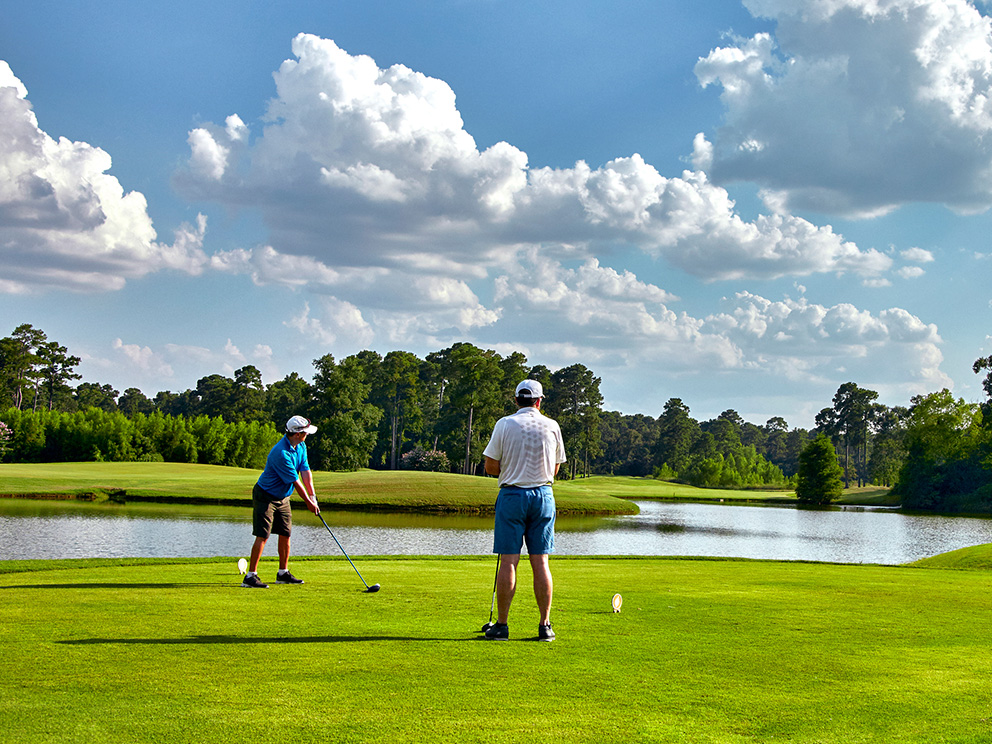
left=486, top=495, right=501, bottom=624
left=488, top=495, right=500, bottom=621
left=318, top=513, right=371, bottom=589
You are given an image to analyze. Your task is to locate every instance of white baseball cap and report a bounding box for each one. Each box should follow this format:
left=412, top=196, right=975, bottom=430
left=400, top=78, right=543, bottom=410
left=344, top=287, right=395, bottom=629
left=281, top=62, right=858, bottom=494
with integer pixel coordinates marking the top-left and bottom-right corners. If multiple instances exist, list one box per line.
left=286, top=415, right=318, bottom=434
left=515, top=379, right=544, bottom=398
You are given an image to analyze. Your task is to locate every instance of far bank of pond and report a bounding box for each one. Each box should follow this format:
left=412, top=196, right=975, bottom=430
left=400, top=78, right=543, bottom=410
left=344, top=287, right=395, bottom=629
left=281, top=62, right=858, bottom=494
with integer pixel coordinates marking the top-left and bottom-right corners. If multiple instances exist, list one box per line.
left=0, top=463, right=640, bottom=515
left=1, top=462, right=903, bottom=515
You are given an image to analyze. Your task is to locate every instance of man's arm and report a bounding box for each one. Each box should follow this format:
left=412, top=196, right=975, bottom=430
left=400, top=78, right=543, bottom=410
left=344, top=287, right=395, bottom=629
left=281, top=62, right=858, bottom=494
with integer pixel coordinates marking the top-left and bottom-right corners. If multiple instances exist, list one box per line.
left=484, top=456, right=500, bottom=477
left=294, top=469, right=319, bottom=513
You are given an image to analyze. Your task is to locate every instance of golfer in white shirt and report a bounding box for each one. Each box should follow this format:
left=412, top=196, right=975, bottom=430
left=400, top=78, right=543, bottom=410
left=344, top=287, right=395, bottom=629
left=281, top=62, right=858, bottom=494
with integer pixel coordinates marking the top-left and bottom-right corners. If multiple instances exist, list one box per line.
left=482, top=379, right=566, bottom=641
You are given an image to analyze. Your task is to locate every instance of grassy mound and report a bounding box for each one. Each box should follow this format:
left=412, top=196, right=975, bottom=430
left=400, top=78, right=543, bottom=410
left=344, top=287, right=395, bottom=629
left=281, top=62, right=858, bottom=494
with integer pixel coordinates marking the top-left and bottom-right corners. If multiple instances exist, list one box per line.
left=906, top=542, right=992, bottom=570
left=2, top=556, right=991, bottom=743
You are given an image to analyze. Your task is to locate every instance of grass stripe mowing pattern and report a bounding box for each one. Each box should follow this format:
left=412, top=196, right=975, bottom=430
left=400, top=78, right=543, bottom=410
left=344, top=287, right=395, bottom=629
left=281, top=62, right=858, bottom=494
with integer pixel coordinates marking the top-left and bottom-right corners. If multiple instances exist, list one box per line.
left=2, top=556, right=992, bottom=743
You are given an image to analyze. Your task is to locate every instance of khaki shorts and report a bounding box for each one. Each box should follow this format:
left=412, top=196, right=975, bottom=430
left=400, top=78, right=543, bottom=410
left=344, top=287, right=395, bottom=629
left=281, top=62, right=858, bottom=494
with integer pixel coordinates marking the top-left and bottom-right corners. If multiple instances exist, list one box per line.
left=252, top=483, right=292, bottom=538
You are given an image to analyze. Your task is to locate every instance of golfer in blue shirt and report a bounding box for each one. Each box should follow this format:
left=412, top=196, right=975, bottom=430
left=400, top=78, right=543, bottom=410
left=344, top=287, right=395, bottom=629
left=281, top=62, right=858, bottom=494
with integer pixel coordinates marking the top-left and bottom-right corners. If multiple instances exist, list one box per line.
left=242, top=416, right=320, bottom=588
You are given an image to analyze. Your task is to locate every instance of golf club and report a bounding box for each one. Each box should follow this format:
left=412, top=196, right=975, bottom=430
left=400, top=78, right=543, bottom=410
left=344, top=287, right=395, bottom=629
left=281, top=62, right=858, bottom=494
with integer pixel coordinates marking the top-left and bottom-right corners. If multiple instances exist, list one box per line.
left=318, top=513, right=380, bottom=593
left=481, top=554, right=501, bottom=632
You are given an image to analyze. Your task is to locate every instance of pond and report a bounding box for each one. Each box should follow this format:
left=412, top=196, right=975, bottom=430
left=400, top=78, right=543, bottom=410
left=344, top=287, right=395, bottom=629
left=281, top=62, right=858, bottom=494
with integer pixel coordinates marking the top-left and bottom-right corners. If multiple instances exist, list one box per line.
left=3, top=498, right=992, bottom=565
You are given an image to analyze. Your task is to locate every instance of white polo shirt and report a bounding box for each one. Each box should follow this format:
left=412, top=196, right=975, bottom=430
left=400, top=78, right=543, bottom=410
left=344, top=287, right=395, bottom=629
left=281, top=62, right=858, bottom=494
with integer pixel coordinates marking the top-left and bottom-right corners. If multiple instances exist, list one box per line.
left=483, top=407, right=567, bottom=488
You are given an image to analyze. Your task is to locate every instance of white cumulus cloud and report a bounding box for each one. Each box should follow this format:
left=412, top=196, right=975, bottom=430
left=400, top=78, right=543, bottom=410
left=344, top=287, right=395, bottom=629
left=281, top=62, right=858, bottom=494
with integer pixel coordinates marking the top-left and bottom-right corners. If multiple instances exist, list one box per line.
left=85, top=336, right=284, bottom=394
left=285, top=299, right=375, bottom=347
left=110, top=338, right=175, bottom=378
left=898, top=265, right=927, bottom=278
left=0, top=61, right=209, bottom=293
left=480, top=253, right=946, bottom=418
left=188, top=128, right=230, bottom=180
left=177, top=33, right=891, bottom=285
left=901, top=246, right=935, bottom=263
left=704, top=290, right=949, bottom=395
left=696, top=0, right=992, bottom=216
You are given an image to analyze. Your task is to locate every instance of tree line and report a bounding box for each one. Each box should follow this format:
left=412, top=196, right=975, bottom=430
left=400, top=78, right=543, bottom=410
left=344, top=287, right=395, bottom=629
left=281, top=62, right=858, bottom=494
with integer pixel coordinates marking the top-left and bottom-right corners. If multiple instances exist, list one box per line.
left=0, top=325, right=606, bottom=477
left=786, top=370, right=992, bottom=510
left=0, top=324, right=789, bottom=484
left=0, top=406, right=281, bottom=469
left=2, top=323, right=991, bottom=512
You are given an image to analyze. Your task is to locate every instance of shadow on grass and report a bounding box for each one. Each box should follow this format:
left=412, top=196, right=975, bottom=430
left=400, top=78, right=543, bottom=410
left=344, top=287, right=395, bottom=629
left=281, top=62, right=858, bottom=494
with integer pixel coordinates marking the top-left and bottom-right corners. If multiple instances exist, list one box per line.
left=0, top=583, right=232, bottom=590
left=59, top=634, right=479, bottom=645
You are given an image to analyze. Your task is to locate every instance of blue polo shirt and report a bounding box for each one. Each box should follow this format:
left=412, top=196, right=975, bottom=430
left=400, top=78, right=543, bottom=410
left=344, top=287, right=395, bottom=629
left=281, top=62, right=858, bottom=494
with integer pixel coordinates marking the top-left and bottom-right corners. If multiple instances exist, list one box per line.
left=256, top=436, right=311, bottom=500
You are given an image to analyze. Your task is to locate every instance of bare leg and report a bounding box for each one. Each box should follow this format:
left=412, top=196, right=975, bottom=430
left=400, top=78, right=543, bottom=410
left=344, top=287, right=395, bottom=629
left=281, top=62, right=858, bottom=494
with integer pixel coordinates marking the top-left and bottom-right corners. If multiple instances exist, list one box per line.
left=530, top=553, right=553, bottom=625
left=249, top=536, right=266, bottom=573
left=278, top=535, right=290, bottom=572
left=495, top=553, right=520, bottom=624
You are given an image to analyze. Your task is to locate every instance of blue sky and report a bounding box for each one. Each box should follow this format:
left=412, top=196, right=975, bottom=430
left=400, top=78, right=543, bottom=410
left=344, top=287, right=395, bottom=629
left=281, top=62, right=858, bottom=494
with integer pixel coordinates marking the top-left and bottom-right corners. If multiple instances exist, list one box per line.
left=2, top=0, right=991, bottom=428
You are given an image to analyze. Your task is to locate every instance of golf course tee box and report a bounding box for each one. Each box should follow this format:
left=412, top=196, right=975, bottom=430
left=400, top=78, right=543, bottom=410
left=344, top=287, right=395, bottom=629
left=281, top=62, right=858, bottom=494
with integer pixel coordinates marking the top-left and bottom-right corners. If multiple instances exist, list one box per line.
left=2, top=554, right=992, bottom=743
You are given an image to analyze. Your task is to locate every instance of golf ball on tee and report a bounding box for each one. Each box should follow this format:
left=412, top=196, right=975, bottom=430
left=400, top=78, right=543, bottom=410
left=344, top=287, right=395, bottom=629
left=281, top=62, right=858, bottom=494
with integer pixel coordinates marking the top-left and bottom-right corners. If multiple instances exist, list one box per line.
left=238, top=558, right=248, bottom=575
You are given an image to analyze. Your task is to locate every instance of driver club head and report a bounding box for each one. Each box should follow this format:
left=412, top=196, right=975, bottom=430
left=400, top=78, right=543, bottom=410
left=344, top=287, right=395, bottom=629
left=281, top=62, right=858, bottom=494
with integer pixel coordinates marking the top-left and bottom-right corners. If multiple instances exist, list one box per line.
left=366, top=583, right=381, bottom=593
left=481, top=621, right=495, bottom=632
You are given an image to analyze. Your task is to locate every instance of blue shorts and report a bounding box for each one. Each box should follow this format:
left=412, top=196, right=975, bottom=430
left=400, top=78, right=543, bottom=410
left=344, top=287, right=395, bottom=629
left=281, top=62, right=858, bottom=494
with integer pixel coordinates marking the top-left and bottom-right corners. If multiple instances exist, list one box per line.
left=493, top=485, right=556, bottom=555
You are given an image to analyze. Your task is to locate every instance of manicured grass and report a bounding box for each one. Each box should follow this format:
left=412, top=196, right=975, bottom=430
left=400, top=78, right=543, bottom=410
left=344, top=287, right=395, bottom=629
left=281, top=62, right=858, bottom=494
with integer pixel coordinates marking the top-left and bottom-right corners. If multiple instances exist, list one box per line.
left=0, top=462, right=636, bottom=515
left=0, top=463, right=896, bottom=514
left=560, top=476, right=897, bottom=507
left=908, top=542, right=992, bottom=570
left=557, top=475, right=796, bottom=503
left=836, top=486, right=901, bottom=506
left=2, top=555, right=991, bottom=743
left=0, top=461, right=259, bottom=499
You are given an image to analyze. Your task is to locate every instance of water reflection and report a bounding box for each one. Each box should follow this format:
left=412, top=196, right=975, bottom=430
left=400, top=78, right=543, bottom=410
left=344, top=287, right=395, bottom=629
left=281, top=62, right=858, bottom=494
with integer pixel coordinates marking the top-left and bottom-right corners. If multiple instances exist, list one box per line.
left=594, top=501, right=992, bottom=564
left=2, top=498, right=992, bottom=564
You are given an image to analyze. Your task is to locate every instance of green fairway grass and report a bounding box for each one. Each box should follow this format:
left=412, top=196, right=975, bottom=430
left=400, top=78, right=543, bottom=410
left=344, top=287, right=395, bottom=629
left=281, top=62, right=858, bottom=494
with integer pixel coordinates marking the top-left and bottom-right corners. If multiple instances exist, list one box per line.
left=556, top=475, right=898, bottom=508
left=0, top=462, right=637, bottom=515
left=555, top=475, right=796, bottom=504
left=2, top=555, right=990, bottom=743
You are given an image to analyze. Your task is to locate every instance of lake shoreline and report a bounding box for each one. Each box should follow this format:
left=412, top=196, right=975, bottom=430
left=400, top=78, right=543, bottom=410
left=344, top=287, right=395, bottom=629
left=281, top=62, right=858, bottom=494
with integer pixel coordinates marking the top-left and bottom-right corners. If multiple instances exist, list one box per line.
left=0, top=491, right=629, bottom=515
left=0, top=482, right=915, bottom=515
left=0, top=489, right=882, bottom=515
left=0, top=462, right=936, bottom=515
left=5, top=497, right=992, bottom=564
